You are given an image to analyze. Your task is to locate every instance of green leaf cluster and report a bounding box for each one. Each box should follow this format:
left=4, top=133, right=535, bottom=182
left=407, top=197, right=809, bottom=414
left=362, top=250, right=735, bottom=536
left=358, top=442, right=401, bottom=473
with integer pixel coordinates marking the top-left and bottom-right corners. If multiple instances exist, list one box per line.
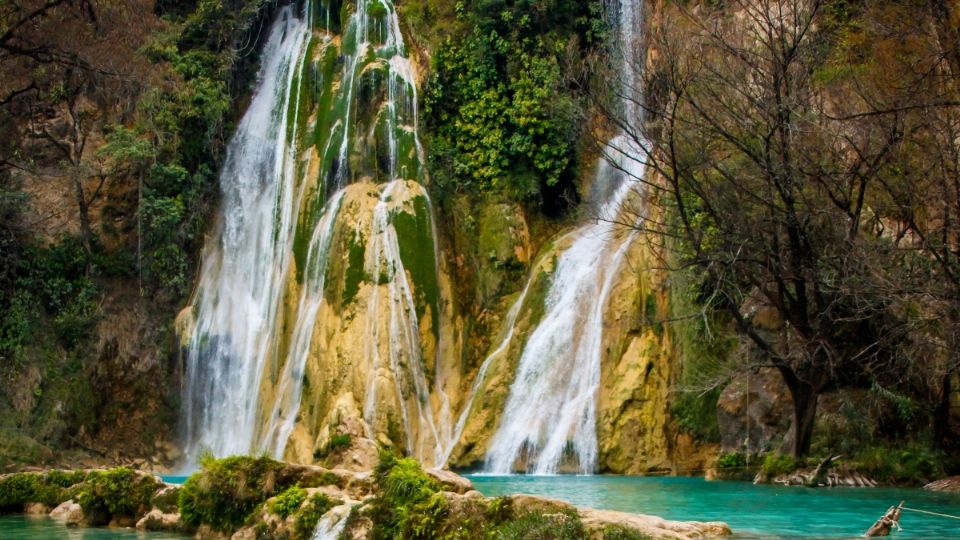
left=424, top=1, right=602, bottom=203
left=269, top=485, right=307, bottom=518
left=75, top=467, right=160, bottom=521
left=177, top=454, right=290, bottom=533
left=0, top=471, right=85, bottom=512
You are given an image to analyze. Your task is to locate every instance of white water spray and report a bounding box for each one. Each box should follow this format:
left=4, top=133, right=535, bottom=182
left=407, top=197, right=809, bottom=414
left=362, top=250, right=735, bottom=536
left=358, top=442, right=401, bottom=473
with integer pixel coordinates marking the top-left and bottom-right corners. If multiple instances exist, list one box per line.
left=179, top=6, right=311, bottom=467
left=482, top=0, right=647, bottom=475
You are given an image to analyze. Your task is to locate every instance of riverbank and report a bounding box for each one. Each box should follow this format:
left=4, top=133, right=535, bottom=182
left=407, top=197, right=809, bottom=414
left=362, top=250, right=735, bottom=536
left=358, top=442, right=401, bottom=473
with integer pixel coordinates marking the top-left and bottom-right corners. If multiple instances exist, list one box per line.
left=0, top=456, right=731, bottom=539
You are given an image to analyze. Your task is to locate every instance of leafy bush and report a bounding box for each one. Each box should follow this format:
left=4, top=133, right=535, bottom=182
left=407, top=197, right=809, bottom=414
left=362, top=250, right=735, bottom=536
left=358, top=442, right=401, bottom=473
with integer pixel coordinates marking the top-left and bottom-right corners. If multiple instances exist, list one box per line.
left=329, top=434, right=351, bottom=451
left=0, top=470, right=87, bottom=512
left=855, top=445, right=945, bottom=485
left=369, top=452, right=448, bottom=539
left=293, top=493, right=342, bottom=539
left=761, top=453, right=797, bottom=477
left=76, top=467, right=159, bottom=519
left=178, top=455, right=290, bottom=532
left=269, top=485, right=306, bottom=518
left=716, top=452, right=747, bottom=469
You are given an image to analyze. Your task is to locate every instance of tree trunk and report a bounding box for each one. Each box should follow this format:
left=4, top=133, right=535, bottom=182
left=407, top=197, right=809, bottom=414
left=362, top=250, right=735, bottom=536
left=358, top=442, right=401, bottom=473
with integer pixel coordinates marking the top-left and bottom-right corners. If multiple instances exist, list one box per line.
left=72, top=172, right=94, bottom=274
left=779, top=367, right=818, bottom=458
left=934, top=368, right=956, bottom=449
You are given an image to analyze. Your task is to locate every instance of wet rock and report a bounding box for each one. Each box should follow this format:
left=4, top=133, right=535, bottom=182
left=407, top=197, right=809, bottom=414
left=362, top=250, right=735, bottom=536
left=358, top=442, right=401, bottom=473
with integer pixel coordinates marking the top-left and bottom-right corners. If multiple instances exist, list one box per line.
left=924, top=476, right=960, bottom=493
left=50, top=500, right=85, bottom=527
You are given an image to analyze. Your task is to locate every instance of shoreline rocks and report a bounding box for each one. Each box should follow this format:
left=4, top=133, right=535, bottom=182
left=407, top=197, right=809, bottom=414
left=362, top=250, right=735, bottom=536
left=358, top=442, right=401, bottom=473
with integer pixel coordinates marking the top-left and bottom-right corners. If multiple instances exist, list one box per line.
left=1, top=461, right=734, bottom=539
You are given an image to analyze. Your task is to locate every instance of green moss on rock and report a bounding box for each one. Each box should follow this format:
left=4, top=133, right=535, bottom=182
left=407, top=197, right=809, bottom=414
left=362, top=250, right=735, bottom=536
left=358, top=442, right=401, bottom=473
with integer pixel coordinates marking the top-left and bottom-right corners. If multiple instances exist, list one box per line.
left=76, top=468, right=159, bottom=524
left=391, top=195, right=440, bottom=334
left=178, top=455, right=290, bottom=533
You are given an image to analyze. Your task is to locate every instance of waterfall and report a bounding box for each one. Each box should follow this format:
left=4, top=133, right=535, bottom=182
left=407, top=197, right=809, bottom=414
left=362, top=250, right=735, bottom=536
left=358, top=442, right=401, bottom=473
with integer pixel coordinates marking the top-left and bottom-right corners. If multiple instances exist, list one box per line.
left=481, top=0, right=647, bottom=475
left=362, top=180, right=448, bottom=463
left=180, top=0, right=450, bottom=468
left=179, top=6, right=311, bottom=466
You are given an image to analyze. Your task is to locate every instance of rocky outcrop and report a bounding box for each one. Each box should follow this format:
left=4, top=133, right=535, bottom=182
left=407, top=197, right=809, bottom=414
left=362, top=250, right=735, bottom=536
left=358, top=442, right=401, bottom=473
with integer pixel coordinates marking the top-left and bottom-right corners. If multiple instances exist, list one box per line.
left=717, top=368, right=791, bottom=455
left=135, top=508, right=185, bottom=532
left=580, top=507, right=732, bottom=539
left=924, top=476, right=960, bottom=493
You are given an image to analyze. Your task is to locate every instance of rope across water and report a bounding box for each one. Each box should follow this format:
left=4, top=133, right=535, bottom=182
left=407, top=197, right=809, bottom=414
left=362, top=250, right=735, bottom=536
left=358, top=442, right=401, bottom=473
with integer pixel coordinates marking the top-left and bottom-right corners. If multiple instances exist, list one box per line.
left=901, top=506, right=960, bottom=520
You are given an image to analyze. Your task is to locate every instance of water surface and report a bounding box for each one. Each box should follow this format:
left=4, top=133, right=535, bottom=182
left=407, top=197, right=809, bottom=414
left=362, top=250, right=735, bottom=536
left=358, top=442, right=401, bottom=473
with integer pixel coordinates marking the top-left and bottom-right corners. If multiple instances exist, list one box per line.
left=0, top=516, right=186, bottom=539
left=469, top=475, right=960, bottom=539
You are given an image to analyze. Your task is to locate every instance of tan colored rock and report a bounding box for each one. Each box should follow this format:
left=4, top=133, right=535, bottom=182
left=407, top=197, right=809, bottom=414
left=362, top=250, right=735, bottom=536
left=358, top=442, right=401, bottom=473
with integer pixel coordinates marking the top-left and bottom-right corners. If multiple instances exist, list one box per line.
left=924, top=476, right=960, bottom=493
left=426, top=468, right=473, bottom=494
left=135, top=509, right=183, bottom=532
left=230, top=527, right=257, bottom=540
left=580, top=507, right=732, bottom=539
left=252, top=180, right=462, bottom=469
left=50, top=500, right=85, bottom=527
left=25, top=502, right=50, bottom=515
left=509, top=494, right=577, bottom=515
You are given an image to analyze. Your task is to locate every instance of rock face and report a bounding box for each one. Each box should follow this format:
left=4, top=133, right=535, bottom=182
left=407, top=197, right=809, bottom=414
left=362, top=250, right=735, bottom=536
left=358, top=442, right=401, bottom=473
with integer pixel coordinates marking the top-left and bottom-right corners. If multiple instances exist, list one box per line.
left=925, top=476, right=960, bottom=493
left=717, top=368, right=792, bottom=454
left=49, top=500, right=85, bottom=527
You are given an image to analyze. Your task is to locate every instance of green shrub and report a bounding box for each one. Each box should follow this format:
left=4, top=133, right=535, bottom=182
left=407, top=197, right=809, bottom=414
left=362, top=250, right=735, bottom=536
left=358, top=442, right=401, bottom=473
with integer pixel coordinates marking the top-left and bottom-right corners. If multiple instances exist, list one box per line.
left=0, top=474, right=43, bottom=512
left=0, top=471, right=87, bottom=512
left=270, top=485, right=306, bottom=518
left=716, top=452, right=747, bottom=469
left=369, top=452, right=447, bottom=538
left=761, top=453, right=797, bottom=477
left=493, top=510, right=586, bottom=540
left=76, top=468, right=159, bottom=519
left=329, top=433, right=351, bottom=451
left=855, top=445, right=945, bottom=485
left=293, top=493, right=341, bottom=539
left=178, top=455, right=289, bottom=532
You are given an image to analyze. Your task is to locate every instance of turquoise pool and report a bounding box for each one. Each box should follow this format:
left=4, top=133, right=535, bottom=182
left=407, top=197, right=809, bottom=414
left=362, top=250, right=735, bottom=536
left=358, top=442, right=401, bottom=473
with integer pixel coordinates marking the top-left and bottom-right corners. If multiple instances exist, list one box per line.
left=469, top=475, right=960, bottom=539
left=0, top=515, right=186, bottom=539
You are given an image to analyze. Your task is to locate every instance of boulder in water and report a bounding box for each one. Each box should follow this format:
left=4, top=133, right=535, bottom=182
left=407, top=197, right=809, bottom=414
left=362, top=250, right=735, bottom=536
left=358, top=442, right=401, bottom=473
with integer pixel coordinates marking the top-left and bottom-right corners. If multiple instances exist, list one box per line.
left=49, top=500, right=85, bottom=527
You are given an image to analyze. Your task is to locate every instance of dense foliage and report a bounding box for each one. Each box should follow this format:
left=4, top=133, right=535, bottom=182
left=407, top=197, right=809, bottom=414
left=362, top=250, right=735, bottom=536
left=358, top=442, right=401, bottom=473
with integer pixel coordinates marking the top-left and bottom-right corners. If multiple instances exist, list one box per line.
left=75, top=467, right=160, bottom=522
left=0, top=0, right=273, bottom=467
left=178, top=454, right=290, bottom=532
left=0, top=471, right=85, bottom=512
left=424, top=0, right=604, bottom=209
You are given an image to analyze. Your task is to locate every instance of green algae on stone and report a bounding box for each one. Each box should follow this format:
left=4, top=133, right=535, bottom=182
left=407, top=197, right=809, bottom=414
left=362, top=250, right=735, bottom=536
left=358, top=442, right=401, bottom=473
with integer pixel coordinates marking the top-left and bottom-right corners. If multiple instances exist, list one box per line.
left=390, top=195, right=440, bottom=335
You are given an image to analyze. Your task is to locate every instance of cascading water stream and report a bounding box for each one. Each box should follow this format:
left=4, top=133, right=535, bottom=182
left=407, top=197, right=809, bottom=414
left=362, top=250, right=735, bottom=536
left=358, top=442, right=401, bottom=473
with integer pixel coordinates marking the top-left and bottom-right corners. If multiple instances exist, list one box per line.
left=481, top=0, right=647, bottom=475
left=179, top=6, right=311, bottom=467
left=181, top=0, right=451, bottom=468
left=363, top=181, right=446, bottom=463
